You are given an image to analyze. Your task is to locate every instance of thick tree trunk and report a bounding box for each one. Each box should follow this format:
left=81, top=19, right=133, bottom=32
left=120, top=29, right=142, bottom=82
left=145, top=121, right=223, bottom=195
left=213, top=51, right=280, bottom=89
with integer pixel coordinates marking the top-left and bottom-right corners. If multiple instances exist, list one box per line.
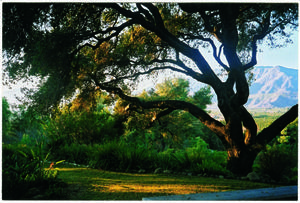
left=222, top=111, right=256, bottom=175
left=226, top=105, right=298, bottom=175
left=226, top=146, right=258, bottom=175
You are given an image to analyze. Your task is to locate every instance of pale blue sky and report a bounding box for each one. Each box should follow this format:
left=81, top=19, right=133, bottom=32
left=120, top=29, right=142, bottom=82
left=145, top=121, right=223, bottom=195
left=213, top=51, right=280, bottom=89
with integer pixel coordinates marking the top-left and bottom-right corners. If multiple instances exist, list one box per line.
left=257, top=32, right=298, bottom=69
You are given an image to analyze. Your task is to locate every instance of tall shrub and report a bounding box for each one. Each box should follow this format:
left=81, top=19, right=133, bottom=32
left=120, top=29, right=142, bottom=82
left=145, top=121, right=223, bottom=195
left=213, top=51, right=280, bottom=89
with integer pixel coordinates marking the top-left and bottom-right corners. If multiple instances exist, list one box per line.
left=44, top=108, right=120, bottom=149
left=2, top=144, right=63, bottom=199
left=253, top=120, right=298, bottom=183
left=184, top=137, right=228, bottom=174
left=89, top=141, right=152, bottom=172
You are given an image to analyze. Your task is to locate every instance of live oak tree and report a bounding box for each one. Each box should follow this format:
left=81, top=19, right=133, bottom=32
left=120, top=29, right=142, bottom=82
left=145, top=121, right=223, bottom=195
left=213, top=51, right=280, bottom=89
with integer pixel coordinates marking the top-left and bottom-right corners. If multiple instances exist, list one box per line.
left=3, top=3, right=298, bottom=175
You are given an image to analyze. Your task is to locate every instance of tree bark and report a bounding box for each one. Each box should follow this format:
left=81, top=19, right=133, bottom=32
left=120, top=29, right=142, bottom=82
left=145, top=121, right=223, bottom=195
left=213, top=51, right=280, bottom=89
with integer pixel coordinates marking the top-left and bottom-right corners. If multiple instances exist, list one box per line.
left=228, top=104, right=298, bottom=175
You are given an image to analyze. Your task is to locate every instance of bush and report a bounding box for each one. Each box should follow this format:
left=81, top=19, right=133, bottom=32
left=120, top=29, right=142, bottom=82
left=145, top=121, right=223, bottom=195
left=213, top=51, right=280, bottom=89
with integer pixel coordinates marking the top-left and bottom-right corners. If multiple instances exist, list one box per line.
left=44, top=108, right=121, bottom=150
left=181, top=137, right=228, bottom=175
left=48, top=137, right=228, bottom=175
left=49, top=143, right=94, bottom=165
left=253, top=120, right=298, bottom=184
left=155, top=149, right=178, bottom=170
left=253, top=143, right=297, bottom=183
left=89, top=141, right=153, bottom=172
left=152, top=137, right=228, bottom=175
left=2, top=144, right=65, bottom=200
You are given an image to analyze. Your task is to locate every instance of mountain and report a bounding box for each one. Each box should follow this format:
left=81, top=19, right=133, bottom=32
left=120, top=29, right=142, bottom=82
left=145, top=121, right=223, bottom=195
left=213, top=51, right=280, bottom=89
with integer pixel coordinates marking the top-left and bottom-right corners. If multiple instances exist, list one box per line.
left=246, top=66, right=298, bottom=108
left=137, top=65, right=297, bottom=109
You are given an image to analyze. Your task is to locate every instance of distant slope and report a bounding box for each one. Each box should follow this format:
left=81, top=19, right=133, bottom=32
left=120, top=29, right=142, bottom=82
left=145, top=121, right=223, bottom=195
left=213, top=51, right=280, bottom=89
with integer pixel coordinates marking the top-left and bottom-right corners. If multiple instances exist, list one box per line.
left=246, top=66, right=298, bottom=108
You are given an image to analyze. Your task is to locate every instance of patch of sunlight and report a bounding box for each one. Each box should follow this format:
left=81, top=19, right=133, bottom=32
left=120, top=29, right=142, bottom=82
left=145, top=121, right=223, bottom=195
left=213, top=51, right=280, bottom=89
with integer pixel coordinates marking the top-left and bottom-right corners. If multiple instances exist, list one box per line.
left=57, top=168, right=89, bottom=171
left=89, top=176, right=186, bottom=185
left=90, top=183, right=229, bottom=195
left=99, top=171, right=160, bottom=177
left=119, top=173, right=160, bottom=177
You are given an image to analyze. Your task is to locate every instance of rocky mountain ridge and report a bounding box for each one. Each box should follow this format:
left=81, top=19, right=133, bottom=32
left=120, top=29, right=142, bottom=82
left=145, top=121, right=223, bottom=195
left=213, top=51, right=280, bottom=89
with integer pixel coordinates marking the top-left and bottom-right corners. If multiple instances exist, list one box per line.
left=246, top=66, right=298, bottom=108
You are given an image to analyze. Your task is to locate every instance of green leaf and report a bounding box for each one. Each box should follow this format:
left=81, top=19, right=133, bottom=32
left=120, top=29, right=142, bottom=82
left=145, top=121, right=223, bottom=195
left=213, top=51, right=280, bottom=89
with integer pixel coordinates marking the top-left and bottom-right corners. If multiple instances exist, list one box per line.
left=18, top=150, right=28, bottom=158
left=55, top=160, right=65, bottom=165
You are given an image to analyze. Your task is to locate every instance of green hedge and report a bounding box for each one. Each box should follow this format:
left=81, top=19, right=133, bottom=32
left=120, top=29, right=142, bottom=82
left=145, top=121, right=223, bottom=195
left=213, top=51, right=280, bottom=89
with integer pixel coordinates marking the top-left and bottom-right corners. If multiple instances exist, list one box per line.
left=52, top=137, right=229, bottom=175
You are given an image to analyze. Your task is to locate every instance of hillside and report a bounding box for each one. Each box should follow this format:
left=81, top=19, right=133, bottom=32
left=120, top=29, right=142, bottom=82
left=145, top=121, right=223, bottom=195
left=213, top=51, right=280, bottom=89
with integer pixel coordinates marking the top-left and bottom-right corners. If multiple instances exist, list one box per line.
left=246, top=66, right=298, bottom=108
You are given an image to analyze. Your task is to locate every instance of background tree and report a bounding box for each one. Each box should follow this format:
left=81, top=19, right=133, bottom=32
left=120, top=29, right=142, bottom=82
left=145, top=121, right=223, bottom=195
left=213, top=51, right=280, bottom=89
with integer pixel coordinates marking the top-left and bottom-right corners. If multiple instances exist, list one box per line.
left=3, top=3, right=298, bottom=175
left=43, top=91, right=123, bottom=148
left=2, top=97, right=16, bottom=143
left=116, top=78, right=222, bottom=151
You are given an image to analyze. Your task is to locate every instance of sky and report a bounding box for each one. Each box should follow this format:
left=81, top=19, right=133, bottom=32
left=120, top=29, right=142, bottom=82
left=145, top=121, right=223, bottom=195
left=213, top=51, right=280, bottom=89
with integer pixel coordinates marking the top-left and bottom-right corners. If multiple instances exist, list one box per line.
left=1, top=22, right=299, bottom=107
left=257, top=32, right=298, bottom=69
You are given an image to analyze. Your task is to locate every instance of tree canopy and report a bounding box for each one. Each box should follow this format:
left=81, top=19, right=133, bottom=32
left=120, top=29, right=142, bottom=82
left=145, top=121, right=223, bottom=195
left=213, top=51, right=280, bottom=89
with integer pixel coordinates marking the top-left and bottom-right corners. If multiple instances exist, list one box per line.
left=3, top=2, right=298, bottom=175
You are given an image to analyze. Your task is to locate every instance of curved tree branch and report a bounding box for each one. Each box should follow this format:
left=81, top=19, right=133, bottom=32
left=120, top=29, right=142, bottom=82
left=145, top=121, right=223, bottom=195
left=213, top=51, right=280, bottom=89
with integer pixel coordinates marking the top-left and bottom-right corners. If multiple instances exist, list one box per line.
left=101, top=65, right=189, bottom=85
left=243, top=11, right=271, bottom=71
left=71, top=19, right=135, bottom=56
left=256, top=104, right=298, bottom=145
left=243, top=9, right=297, bottom=71
left=139, top=99, right=227, bottom=140
left=150, top=58, right=207, bottom=83
left=91, top=74, right=227, bottom=141
left=180, top=33, right=230, bottom=71
left=149, top=108, right=175, bottom=127
left=136, top=3, right=154, bottom=24
left=240, top=106, right=257, bottom=145
left=105, top=3, right=222, bottom=88
left=142, top=3, right=165, bottom=28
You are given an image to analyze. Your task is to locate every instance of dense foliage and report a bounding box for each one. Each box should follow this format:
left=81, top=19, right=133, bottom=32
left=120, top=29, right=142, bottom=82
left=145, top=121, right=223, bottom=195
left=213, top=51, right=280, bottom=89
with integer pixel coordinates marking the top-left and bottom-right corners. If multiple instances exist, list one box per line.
left=2, top=2, right=298, bottom=176
left=2, top=97, right=15, bottom=143
left=253, top=119, right=298, bottom=184
left=2, top=144, right=65, bottom=200
left=117, top=78, right=223, bottom=151
left=1, top=89, right=298, bottom=200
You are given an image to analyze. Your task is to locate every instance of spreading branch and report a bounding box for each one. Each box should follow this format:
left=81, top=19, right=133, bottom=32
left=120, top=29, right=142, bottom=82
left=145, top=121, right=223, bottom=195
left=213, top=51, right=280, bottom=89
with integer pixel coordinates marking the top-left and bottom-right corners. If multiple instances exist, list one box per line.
left=105, top=3, right=222, bottom=87
left=243, top=10, right=297, bottom=71
left=149, top=108, right=175, bottom=127
left=243, top=11, right=271, bottom=70
left=90, top=74, right=227, bottom=141
left=256, top=104, right=298, bottom=145
left=240, top=106, right=257, bottom=145
left=150, top=58, right=208, bottom=83
left=71, top=19, right=135, bottom=57
left=100, top=65, right=189, bottom=85
left=180, top=33, right=230, bottom=71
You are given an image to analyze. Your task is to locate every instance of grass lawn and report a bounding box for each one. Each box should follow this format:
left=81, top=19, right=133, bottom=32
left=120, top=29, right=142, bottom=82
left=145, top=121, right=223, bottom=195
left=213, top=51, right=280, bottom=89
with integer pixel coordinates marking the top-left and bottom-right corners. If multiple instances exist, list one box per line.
left=55, top=166, right=282, bottom=200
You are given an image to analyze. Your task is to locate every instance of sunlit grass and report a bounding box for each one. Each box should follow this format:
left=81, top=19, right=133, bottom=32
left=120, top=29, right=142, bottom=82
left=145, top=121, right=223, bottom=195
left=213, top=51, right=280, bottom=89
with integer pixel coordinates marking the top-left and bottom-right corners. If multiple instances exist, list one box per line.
left=90, top=183, right=228, bottom=194
left=56, top=167, right=281, bottom=200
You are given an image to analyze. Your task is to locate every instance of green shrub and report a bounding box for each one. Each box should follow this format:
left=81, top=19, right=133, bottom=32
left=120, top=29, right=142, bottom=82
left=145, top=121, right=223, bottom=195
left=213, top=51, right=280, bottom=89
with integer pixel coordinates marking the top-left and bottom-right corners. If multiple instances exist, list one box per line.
left=43, top=108, right=121, bottom=149
left=175, top=137, right=229, bottom=175
left=142, top=137, right=229, bottom=174
left=50, top=143, right=93, bottom=165
left=155, top=148, right=178, bottom=170
left=52, top=137, right=228, bottom=175
left=88, top=141, right=120, bottom=170
left=253, top=120, right=298, bottom=183
left=89, top=141, right=153, bottom=172
left=253, top=143, right=297, bottom=183
left=2, top=144, right=65, bottom=200
left=173, top=149, right=191, bottom=170
left=118, top=144, right=153, bottom=171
